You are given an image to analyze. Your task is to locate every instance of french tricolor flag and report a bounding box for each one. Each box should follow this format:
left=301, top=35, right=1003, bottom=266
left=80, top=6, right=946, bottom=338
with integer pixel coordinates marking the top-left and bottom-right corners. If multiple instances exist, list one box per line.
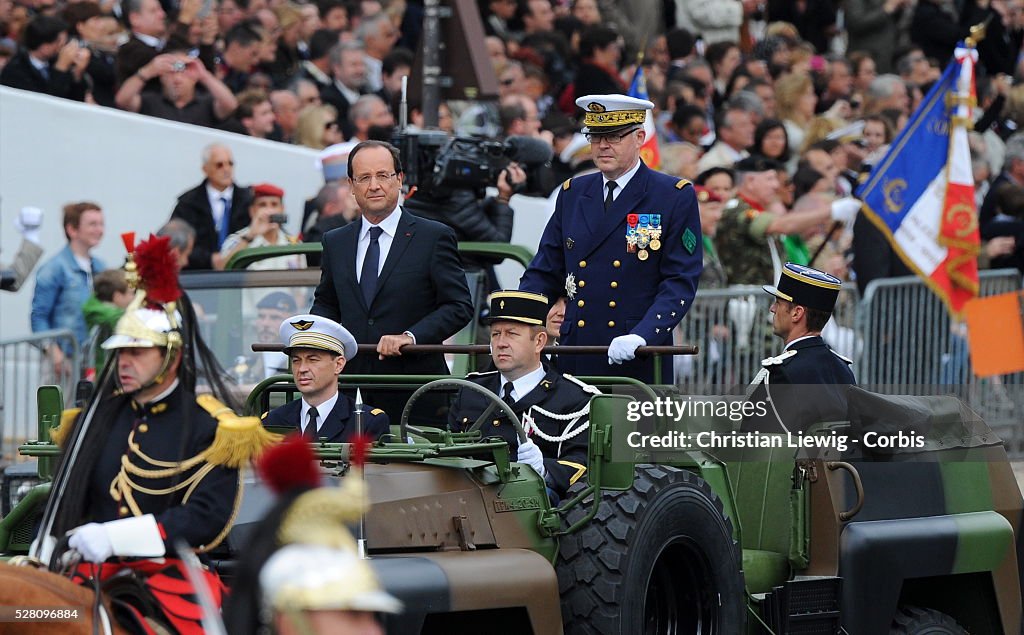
left=628, top=65, right=661, bottom=170
left=858, top=43, right=981, bottom=316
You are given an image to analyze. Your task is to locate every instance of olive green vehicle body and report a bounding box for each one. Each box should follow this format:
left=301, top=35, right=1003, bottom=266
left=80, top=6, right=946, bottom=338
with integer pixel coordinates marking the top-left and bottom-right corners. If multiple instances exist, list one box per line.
left=0, top=243, right=1020, bottom=634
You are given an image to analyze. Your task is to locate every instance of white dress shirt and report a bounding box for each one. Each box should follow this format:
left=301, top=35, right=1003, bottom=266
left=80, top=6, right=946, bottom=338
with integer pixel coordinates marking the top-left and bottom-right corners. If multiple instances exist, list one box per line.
left=601, top=157, right=643, bottom=202
left=355, top=206, right=402, bottom=281
left=205, top=184, right=235, bottom=232
left=300, top=391, right=339, bottom=435
left=498, top=364, right=547, bottom=403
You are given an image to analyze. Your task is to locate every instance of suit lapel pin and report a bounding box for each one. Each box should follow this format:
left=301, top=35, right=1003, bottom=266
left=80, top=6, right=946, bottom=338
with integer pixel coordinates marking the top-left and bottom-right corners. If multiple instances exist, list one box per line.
left=566, top=238, right=574, bottom=250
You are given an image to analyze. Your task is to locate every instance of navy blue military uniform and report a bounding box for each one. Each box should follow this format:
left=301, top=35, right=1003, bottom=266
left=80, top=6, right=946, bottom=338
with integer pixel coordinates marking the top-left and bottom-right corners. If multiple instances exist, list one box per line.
left=262, top=394, right=390, bottom=442
left=519, top=161, right=703, bottom=382
left=743, top=263, right=857, bottom=433
left=744, top=336, right=856, bottom=433
left=448, top=366, right=597, bottom=496
left=86, top=386, right=241, bottom=551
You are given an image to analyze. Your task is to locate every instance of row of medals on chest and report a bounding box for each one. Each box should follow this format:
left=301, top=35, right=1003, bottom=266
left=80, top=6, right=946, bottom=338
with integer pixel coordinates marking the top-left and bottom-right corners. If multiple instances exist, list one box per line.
left=626, top=213, right=662, bottom=261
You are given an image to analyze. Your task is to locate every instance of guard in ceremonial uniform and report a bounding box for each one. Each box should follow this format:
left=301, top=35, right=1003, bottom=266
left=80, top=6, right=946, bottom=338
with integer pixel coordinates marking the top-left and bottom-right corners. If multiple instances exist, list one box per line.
left=520, top=94, right=703, bottom=382
left=263, top=314, right=390, bottom=442
left=744, top=263, right=857, bottom=433
left=448, top=291, right=600, bottom=497
left=224, top=437, right=402, bottom=635
left=44, top=234, right=277, bottom=634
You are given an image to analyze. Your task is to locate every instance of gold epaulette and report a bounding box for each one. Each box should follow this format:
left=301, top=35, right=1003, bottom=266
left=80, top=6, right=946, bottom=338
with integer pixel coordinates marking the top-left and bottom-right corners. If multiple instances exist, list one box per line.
left=675, top=178, right=692, bottom=190
left=370, top=408, right=385, bottom=416
left=197, top=394, right=281, bottom=468
left=562, top=178, right=572, bottom=191
left=50, top=407, right=81, bottom=448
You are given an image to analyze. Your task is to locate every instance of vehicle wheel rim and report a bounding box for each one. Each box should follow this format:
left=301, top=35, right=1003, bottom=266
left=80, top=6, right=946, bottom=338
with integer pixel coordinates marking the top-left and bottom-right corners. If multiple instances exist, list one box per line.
left=643, top=538, right=717, bottom=635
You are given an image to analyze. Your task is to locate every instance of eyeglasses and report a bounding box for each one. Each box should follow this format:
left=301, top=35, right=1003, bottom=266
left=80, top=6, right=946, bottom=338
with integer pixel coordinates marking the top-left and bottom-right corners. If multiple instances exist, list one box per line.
left=585, top=128, right=640, bottom=144
left=353, top=172, right=397, bottom=186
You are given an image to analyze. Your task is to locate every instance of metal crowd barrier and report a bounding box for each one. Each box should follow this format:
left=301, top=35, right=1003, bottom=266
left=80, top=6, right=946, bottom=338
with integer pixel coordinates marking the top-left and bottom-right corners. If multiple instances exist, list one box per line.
left=677, top=269, right=1024, bottom=456
left=0, top=330, right=79, bottom=464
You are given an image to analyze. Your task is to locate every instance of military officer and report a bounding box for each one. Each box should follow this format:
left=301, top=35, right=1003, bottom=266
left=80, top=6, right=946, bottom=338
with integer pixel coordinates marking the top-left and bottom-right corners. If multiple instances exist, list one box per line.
left=45, top=234, right=276, bottom=635
left=263, top=314, right=391, bottom=442
left=449, top=291, right=600, bottom=498
left=715, top=155, right=861, bottom=286
left=519, top=94, right=704, bottom=382
left=744, top=263, right=857, bottom=434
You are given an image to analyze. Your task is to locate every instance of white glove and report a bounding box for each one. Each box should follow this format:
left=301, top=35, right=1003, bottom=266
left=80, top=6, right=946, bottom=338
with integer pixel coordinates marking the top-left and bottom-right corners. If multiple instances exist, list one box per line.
left=68, top=515, right=165, bottom=563
left=516, top=438, right=546, bottom=477
left=608, top=334, right=645, bottom=364
left=15, top=207, right=43, bottom=245
left=829, top=197, right=861, bottom=226
left=68, top=523, right=113, bottom=563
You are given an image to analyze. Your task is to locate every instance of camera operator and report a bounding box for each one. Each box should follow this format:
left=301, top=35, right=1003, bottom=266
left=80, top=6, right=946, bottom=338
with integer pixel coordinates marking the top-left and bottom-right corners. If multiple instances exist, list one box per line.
left=403, top=161, right=525, bottom=292
left=218, top=182, right=306, bottom=271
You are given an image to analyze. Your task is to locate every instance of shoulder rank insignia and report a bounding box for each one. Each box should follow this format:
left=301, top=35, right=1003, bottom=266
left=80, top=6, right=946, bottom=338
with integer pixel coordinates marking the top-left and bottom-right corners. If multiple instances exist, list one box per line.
left=50, top=407, right=82, bottom=447
left=675, top=178, right=691, bottom=190
left=562, top=178, right=572, bottom=191
left=370, top=408, right=385, bottom=416
left=761, top=349, right=798, bottom=367
left=261, top=411, right=268, bottom=420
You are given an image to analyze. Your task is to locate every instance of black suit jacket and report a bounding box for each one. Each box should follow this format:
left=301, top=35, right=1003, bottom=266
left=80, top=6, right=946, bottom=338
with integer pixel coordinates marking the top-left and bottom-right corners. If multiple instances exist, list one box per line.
left=310, top=210, right=474, bottom=376
left=0, top=51, right=86, bottom=101
left=262, top=393, right=390, bottom=442
left=170, top=180, right=254, bottom=270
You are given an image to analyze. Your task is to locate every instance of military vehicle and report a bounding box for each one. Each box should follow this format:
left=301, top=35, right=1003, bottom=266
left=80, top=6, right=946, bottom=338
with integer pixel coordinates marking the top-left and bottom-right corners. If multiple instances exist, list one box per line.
left=0, top=244, right=1021, bottom=634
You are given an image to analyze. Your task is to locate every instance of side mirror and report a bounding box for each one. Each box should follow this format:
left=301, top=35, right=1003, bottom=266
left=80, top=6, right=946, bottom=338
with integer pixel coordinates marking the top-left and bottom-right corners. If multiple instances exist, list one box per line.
left=587, top=394, right=636, bottom=491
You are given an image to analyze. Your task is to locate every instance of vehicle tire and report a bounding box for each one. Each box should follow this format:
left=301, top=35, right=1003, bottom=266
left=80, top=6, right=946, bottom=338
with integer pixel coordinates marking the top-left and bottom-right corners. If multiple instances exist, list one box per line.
left=890, top=606, right=968, bottom=635
left=556, top=465, right=745, bottom=635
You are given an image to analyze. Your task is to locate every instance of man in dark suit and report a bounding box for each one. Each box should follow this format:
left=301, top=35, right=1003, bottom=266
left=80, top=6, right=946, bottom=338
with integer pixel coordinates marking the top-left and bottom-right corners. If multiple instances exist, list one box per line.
left=310, top=140, right=474, bottom=417
left=0, top=15, right=88, bottom=101
left=169, top=144, right=253, bottom=270
left=519, top=94, right=704, bottom=382
left=263, top=313, right=390, bottom=442
left=449, top=291, right=599, bottom=498
left=744, top=263, right=857, bottom=434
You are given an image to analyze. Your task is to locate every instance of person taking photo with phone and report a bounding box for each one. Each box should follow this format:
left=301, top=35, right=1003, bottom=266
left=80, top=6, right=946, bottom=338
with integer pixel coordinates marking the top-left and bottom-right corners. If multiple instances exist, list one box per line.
left=219, top=182, right=305, bottom=271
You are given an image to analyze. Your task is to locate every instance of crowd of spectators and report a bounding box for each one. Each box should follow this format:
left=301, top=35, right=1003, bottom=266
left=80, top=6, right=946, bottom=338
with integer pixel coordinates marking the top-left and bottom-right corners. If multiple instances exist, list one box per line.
left=7, top=0, right=1024, bottom=378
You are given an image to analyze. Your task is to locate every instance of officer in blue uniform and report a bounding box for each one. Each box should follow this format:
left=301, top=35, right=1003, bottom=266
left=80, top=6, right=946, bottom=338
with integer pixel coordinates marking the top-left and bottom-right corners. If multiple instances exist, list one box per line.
left=744, top=263, right=857, bottom=433
left=520, top=94, right=703, bottom=382
left=263, top=314, right=390, bottom=442
left=448, top=291, right=600, bottom=498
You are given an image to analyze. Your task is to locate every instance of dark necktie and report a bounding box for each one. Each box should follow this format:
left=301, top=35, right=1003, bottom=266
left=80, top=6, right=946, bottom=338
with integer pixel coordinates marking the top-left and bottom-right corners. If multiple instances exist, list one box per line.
left=360, top=226, right=383, bottom=306
left=502, top=382, right=516, bottom=408
left=604, top=181, right=618, bottom=212
left=305, top=406, right=319, bottom=439
left=217, top=196, right=230, bottom=249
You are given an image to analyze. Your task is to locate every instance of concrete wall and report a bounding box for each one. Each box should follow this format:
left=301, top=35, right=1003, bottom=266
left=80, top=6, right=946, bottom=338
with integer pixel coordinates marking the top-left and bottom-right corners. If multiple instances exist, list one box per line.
left=0, top=86, right=323, bottom=340
left=0, top=87, right=557, bottom=341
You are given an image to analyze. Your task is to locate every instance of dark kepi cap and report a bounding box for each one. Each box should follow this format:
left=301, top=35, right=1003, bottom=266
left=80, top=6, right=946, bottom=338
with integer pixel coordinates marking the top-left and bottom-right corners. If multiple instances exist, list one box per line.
left=733, top=155, right=784, bottom=174
left=487, top=290, right=549, bottom=326
left=763, top=263, right=843, bottom=312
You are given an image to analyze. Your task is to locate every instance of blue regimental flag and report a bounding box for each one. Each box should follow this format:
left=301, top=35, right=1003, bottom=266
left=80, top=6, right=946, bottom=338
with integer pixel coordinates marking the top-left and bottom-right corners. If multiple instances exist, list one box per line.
left=857, top=44, right=981, bottom=315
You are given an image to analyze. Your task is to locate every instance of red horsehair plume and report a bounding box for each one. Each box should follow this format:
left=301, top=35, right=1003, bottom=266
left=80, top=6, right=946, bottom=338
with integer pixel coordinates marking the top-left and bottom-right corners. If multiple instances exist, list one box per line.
left=350, top=433, right=373, bottom=468
left=257, top=434, right=322, bottom=494
left=133, top=234, right=181, bottom=304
